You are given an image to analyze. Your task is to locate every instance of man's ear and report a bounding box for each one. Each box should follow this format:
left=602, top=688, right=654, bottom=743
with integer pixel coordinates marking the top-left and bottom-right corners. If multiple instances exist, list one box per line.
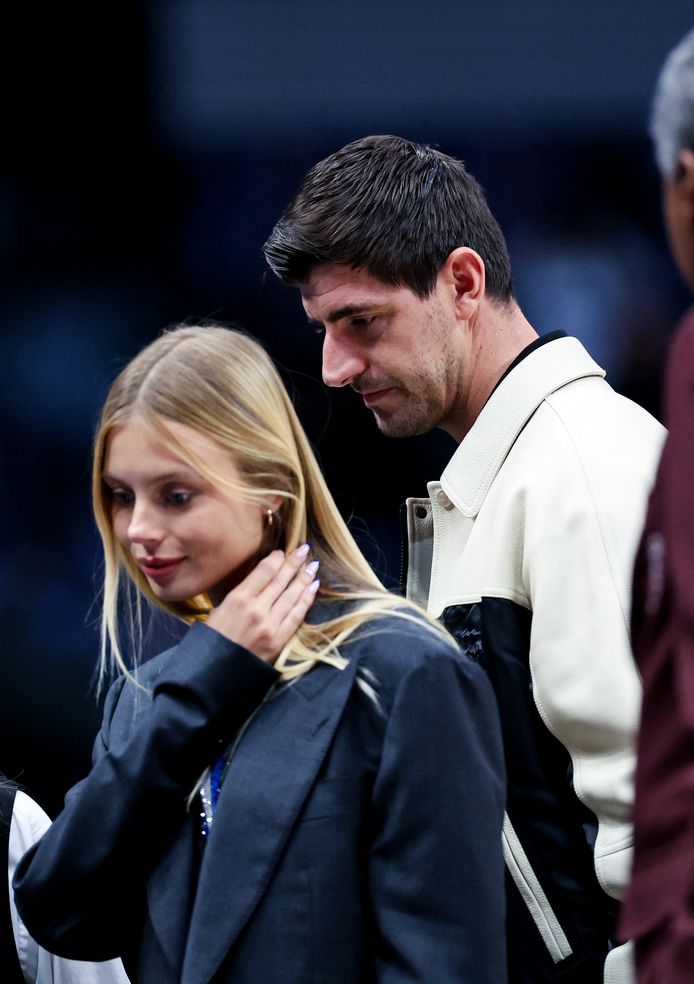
left=664, top=150, right=694, bottom=289
left=673, top=149, right=694, bottom=241
left=441, top=247, right=486, bottom=321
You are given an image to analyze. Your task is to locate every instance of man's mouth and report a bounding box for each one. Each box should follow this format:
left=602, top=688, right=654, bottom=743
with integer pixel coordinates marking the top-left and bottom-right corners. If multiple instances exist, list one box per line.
left=359, top=387, right=394, bottom=407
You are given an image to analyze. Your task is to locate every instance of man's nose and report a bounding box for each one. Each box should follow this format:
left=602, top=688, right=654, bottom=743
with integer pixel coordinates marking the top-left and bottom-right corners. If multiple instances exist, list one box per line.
left=321, top=334, right=366, bottom=388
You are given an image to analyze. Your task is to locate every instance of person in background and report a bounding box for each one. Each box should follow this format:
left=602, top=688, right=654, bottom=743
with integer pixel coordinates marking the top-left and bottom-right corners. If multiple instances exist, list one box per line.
left=1, top=779, right=129, bottom=983
left=264, top=135, right=666, bottom=983
left=619, top=26, right=694, bottom=984
left=13, top=324, right=506, bottom=984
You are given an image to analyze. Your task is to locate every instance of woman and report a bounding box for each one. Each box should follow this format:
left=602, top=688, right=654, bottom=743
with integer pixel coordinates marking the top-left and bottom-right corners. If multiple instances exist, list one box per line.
left=14, top=325, right=506, bottom=983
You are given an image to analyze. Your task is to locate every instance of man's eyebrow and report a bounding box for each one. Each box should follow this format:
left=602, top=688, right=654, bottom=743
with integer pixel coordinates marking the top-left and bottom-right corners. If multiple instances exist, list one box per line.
left=306, top=303, right=375, bottom=326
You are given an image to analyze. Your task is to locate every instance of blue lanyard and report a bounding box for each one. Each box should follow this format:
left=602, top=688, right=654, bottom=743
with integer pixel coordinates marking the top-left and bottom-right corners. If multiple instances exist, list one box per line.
left=200, top=749, right=227, bottom=840
left=210, top=751, right=226, bottom=811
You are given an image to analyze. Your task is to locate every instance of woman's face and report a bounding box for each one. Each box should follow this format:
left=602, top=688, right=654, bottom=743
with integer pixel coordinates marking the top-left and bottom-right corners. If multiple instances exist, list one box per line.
left=104, top=416, right=270, bottom=605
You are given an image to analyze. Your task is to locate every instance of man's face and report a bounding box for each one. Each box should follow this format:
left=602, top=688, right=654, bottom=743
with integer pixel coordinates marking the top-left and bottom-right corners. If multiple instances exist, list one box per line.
left=301, top=264, right=465, bottom=438
left=663, top=158, right=694, bottom=290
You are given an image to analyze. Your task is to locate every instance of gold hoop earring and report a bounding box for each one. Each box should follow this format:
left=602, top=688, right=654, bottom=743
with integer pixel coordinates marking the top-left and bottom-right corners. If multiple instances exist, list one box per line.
left=266, top=508, right=274, bottom=528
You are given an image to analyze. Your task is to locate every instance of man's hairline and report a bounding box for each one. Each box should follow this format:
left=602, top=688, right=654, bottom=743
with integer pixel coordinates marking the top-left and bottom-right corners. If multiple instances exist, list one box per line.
left=293, top=263, right=516, bottom=316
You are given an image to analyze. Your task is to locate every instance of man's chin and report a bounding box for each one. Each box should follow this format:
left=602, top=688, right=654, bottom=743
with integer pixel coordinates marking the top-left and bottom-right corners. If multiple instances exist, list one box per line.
left=371, top=408, right=433, bottom=439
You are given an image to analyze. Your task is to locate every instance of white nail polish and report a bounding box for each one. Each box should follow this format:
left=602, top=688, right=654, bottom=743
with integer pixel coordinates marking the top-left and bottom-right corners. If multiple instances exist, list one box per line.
left=305, top=559, right=320, bottom=577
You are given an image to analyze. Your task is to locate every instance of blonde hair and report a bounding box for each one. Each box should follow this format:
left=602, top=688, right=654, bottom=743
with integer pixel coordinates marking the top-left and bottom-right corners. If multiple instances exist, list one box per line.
left=93, top=324, right=450, bottom=687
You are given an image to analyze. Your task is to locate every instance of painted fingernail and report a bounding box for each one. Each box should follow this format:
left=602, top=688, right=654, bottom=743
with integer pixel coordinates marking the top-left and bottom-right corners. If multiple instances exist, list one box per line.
left=309, top=578, right=320, bottom=594
left=295, top=543, right=310, bottom=559
left=305, top=559, right=320, bottom=577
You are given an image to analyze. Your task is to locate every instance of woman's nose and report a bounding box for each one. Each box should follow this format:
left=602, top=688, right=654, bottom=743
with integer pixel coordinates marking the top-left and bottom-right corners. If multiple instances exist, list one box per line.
left=127, top=501, right=164, bottom=548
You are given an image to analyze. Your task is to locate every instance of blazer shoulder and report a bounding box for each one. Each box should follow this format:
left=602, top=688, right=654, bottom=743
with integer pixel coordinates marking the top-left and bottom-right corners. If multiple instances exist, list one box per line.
left=104, top=641, right=181, bottom=695
left=100, top=643, right=182, bottom=737
left=343, top=609, right=463, bottom=679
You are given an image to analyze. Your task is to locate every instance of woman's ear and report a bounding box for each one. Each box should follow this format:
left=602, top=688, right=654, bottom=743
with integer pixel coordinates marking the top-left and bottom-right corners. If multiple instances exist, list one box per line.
left=263, top=495, right=284, bottom=528
left=441, top=247, right=486, bottom=322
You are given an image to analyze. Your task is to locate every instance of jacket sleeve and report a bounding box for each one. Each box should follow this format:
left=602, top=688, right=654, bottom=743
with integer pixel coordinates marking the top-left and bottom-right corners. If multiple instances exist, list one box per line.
left=368, top=643, right=507, bottom=984
left=521, top=404, right=656, bottom=910
left=13, top=622, right=278, bottom=961
left=520, top=432, right=654, bottom=984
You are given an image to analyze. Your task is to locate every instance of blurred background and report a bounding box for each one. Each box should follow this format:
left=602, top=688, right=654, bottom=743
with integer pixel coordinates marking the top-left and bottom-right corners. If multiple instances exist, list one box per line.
left=1, top=2, right=692, bottom=815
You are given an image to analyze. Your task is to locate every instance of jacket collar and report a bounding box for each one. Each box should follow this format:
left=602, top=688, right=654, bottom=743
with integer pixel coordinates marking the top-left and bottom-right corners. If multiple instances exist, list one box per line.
left=440, top=336, right=603, bottom=518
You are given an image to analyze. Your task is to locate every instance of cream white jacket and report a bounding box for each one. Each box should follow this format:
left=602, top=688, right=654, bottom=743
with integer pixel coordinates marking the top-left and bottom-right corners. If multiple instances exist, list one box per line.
left=405, top=337, right=665, bottom=984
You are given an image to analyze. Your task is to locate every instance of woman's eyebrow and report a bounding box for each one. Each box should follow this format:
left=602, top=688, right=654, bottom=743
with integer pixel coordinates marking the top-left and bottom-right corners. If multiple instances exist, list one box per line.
left=102, top=470, right=196, bottom=486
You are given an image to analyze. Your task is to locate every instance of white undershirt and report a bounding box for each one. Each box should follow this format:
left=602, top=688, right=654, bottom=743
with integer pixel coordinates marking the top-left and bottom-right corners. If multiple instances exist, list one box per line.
left=8, top=790, right=130, bottom=984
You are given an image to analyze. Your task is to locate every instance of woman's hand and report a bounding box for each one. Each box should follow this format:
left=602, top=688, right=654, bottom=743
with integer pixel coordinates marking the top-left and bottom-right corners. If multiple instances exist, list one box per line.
left=206, top=544, right=320, bottom=663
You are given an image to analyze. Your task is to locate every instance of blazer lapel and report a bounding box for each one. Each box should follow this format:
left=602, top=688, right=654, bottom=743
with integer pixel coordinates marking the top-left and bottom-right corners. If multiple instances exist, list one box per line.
left=145, top=807, right=198, bottom=978
left=110, top=652, right=200, bottom=981
left=181, top=657, right=359, bottom=984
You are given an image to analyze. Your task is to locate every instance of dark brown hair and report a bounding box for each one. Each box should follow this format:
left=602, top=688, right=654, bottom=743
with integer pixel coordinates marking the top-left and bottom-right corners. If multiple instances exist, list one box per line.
left=264, top=134, right=514, bottom=302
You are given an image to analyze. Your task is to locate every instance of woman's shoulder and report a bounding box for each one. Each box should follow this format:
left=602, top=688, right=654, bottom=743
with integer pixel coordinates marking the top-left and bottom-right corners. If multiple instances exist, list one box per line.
left=332, top=607, right=494, bottom=726
left=342, top=606, right=462, bottom=677
left=103, top=640, right=182, bottom=699
left=98, top=646, right=177, bottom=730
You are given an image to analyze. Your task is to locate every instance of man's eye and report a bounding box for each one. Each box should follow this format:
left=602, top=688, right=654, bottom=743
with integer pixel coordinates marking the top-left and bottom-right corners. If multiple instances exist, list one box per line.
left=164, top=490, right=192, bottom=507
left=352, top=316, right=374, bottom=329
left=312, top=324, right=325, bottom=336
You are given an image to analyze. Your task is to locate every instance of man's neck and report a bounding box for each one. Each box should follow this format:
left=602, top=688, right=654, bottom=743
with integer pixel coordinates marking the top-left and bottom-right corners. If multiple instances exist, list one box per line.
left=445, top=300, right=538, bottom=443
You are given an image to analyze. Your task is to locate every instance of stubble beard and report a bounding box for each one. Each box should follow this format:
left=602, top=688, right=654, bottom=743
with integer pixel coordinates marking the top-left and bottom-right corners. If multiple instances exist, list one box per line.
left=369, top=384, right=444, bottom=438
left=369, top=311, right=460, bottom=439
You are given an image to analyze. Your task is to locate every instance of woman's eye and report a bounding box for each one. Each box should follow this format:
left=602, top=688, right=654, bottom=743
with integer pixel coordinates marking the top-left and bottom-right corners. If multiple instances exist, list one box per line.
left=111, top=488, right=134, bottom=507
left=164, top=490, right=192, bottom=507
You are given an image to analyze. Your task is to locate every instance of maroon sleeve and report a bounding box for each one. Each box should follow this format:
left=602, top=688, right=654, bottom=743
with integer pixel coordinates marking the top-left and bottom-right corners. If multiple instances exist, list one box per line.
left=621, top=306, right=694, bottom=983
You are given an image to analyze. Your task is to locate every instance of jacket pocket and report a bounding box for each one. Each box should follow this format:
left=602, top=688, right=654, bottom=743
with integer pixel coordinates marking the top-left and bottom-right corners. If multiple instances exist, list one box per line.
left=299, top=776, right=365, bottom=822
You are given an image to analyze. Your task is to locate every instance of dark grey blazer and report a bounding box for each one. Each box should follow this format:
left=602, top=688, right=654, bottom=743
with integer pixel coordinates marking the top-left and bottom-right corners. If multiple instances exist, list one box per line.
left=15, top=614, right=507, bottom=983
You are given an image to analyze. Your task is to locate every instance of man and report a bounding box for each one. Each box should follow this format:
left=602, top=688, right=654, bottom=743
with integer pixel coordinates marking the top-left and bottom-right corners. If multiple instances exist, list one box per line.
left=620, top=28, right=694, bottom=984
left=264, top=135, right=665, bottom=983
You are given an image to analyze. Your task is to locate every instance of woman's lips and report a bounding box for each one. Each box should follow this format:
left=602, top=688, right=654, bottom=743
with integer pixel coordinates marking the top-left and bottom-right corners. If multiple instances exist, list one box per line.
left=140, top=558, right=184, bottom=580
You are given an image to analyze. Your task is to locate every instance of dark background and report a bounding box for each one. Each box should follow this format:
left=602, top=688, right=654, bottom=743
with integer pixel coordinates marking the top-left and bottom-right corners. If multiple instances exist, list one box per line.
left=1, top=3, right=692, bottom=817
